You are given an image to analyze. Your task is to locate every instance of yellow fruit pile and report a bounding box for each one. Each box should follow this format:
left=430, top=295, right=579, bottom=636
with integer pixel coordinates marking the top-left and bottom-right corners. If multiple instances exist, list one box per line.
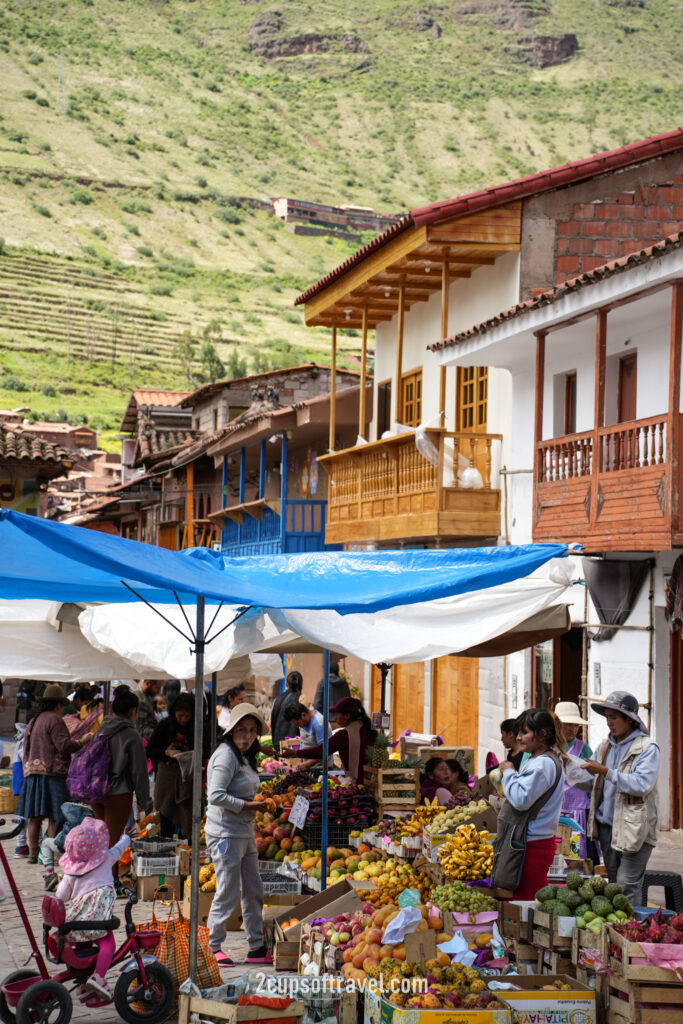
left=425, top=799, right=490, bottom=835
left=437, top=824, right=493, bottom=881
left=394, top=799, right=444, bottom=837
left=198, top=863, right=216, bottom=892
left=357, top=862, right=432, bottom=907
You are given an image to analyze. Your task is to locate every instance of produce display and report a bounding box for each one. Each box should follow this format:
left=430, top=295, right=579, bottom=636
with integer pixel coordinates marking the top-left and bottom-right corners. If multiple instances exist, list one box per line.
left=271, top=769, right=315, bottom=793
left=357, top=860, right=432, bottom=906
left=611, top=907, right=683, bottom=945
left=254, top=807, right=300, bottom=861
left=535, top=873, right=634, bottom=932
left=436, top=824, right=494, bottom=880
left=429, top=880, right=498, bottom=914
left=386, top=801, right=445, bottom=838
left=185, top=862, right=216, bottom=892
left=304, top=779, right=376, bottom=826
left=424, top=798, right=491, bottom=835
left=259, top=757, right=291, bottom=775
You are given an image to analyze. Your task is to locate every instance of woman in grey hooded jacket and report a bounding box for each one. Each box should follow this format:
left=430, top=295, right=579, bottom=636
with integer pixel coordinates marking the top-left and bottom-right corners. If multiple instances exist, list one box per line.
left=205, top=702, right=271, bottom=966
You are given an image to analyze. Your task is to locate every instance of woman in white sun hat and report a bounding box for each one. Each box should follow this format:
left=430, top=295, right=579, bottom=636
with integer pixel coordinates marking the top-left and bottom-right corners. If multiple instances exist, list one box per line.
left=205, top=701, right=272, bottom=968
left=555, top=700, right=593, bottom=858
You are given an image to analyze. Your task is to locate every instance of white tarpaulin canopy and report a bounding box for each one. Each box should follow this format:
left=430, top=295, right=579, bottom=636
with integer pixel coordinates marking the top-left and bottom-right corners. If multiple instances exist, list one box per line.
left=77, top=558, right=575, bottom=668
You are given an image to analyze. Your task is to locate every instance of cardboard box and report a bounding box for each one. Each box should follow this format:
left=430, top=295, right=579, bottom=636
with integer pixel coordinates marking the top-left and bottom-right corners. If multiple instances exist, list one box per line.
left=136, top=874, right=182, bottom=901
left=182, top=879, right=242, bottom=930
left=500, top=974, right=596, bottom=1024
left=273, top=879, right=359, bottom=941
left=363, top=988, right=511, bottom=1024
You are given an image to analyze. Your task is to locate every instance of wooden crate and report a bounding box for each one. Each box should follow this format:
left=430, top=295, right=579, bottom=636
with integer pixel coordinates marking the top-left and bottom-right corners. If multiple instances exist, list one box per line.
left=608, top=975, right=683, bottom=1024
left=540, top=949, right=576, bottom=977
left=603, top=925, right=683, bottom=984
left=498, top=901, right=529, bottom=940
left=279, top=738, right=305, bottom=767
left=178, top=995, right=304, bottom=1024
left=363, top=766, right=420, bottom=808
left=528, top=908, right=573, bottom=949
left=504, top=937, right=539, bottom=970
left=571, top=926, right=603, bottom=966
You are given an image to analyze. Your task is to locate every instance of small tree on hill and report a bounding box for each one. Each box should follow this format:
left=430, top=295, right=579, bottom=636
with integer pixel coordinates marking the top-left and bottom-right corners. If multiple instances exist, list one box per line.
left=200, top=340, right=225, bottom=383
left=173, top=331, right=197, bottom=386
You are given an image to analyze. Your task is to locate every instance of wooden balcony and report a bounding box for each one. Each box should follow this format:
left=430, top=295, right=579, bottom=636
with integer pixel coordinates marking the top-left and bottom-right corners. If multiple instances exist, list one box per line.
left=534, top=414, right=676, bottom=551
left=319, top=429, right=502, bottom=545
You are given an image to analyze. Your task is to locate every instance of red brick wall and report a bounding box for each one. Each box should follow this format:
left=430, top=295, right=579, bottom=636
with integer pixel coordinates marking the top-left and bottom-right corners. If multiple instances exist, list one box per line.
left=554, top=176, right=683, bottom=285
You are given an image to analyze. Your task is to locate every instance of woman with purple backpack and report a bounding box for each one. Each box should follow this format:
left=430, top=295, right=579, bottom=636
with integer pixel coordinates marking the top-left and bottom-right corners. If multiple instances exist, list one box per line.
left=90, top=686, right=153, bottom=879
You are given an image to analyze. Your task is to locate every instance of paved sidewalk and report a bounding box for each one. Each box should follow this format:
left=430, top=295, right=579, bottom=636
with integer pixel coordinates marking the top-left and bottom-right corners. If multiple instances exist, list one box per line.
left=2, top=830, right=683, bottom=1022
left=0, top=839, right=276, bottom=1023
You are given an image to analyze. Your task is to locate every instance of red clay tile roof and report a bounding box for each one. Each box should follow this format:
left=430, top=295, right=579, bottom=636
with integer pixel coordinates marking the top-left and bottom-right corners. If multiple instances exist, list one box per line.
left=135, top=428, right=196, bottom=465
left=430, top=230, right=683, bottom=351
left=295, top=125, right=683, bottom=306
left=131, top=389, right=192, bottom=405
left=0, top=425, right=72, bottom=468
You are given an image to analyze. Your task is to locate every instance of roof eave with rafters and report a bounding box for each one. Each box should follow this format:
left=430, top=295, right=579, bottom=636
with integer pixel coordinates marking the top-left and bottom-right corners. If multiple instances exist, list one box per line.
left=295, top=125, right=683, bottom=330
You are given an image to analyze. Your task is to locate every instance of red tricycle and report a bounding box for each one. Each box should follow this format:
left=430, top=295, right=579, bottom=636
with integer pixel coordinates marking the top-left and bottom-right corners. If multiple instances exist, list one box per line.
left=0, top=818, right=174, bottom=1024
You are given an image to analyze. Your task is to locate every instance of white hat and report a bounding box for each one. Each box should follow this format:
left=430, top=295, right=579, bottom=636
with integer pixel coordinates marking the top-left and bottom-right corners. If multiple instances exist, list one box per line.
left=223, top=701, right=267, bottom=735
left=554, top=701, right=588, bottom=726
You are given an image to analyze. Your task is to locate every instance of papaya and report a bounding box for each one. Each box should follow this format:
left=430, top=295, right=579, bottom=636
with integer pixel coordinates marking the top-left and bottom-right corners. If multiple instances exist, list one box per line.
left=301, top=856, right=317, bottom=872
left=265, top=843, right=279, bottom=860
left=275, top=849, right=286, bottom=861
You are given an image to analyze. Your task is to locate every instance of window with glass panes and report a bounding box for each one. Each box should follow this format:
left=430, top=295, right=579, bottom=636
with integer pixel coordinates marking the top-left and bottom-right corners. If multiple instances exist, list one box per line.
left=401, top=369, right=422, bottom=428
left=457, top=367, right=488, bottom=432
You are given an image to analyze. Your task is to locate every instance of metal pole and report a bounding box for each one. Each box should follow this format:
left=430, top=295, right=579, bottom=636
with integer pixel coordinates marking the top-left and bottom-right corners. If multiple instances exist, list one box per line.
left=321, top=648, right=329, bottom=891
left=379, top=662, right=390, bottom=713
left=210, top=670, right=217, bottom=751
left=188, top=596, right=205, bottom=984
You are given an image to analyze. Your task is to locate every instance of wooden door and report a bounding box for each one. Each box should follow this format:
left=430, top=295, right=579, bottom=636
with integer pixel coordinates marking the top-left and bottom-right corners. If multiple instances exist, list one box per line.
left=431, top=656, right=479, bottom=748
left=671, top=630, right=683, bottom=829
left=618, top=353, right=637, bottom=422
left=370, top=665, right=382, bottom=714
left=551, top=628, right=583, bottom=704
left=564, top=373, right=577, bottom=435
left=392, top=662, right=425, bottom=737
left=158, top=523, right=179, bottom=550
left=457, top=367, right=488, bottom=432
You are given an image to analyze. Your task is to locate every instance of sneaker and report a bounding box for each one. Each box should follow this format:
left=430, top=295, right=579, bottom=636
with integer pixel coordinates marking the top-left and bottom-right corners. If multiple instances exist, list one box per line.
left=44, top=872, right=59, bottom=892
left=244, top=946, right=273, bottom=964
left=14, top=845, right=29, bottom=858
left=85, top=974, right=112, bottom=1000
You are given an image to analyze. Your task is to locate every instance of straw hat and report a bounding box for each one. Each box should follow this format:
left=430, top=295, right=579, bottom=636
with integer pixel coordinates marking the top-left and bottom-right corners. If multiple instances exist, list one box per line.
left=554, top=701, right=588, bottom=726
left=223, top=701, right=267, bottom=735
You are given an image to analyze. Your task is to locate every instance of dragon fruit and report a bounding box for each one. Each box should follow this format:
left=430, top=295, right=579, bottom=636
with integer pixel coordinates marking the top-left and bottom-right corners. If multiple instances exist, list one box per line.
left=645, top=921, right=665, bottom=943
left=671, top=913, right=683, bottom=932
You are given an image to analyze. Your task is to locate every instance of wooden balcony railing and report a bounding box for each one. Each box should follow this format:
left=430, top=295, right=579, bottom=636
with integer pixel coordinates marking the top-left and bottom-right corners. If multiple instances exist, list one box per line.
left=534, top=413, right=673, bottom=551
left=321, top=429, right=502, bottom=543
left=598, top=416, right=667, bottom=472
left=537, top=431, right=593, bottom=483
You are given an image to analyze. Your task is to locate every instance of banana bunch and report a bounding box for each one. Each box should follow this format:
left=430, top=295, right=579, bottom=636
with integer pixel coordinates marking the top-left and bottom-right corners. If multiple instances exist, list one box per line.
left=425, top=799, right=490, bottom=835
left=395, top=800, right=443, bottom=836
left=437, top=824, right=493, bottom=881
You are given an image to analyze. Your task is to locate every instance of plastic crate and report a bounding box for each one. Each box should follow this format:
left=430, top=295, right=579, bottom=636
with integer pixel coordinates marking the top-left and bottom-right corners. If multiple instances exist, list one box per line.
left=131, top=837, right=178, bottom=856
left=260, top=872, right=302, bottom=895
left=133, top=853, right=180, bottom=877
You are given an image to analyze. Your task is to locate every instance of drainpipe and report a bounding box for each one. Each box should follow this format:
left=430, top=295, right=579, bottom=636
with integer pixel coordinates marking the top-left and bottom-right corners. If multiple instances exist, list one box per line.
left=280, top=431, right=288, bottom=551
left=221, top=455, right=228, bottom=550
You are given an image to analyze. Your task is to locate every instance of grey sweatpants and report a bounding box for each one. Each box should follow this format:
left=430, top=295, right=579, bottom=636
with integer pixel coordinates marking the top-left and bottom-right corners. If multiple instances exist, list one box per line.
left=597, top=823, right=653, bottom=905
left=205, top=832, right=264, bottom=952
left=40, top=836, right=61, bottom=871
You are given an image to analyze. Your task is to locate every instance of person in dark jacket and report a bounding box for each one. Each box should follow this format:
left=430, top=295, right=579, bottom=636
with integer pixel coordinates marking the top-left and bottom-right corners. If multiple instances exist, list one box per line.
left=134, top=679, right=163, bottom=742
left=93, top=685, right=152, bottom=877
left=148, top=693, right=202, bottom=839
left=270, top=671, right=303, bottom=751
left=313, top=662, right=350, bottom=715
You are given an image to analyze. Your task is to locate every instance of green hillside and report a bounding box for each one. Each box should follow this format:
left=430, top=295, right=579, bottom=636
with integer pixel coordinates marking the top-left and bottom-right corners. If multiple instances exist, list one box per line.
left=0, top=0, right=682, bottom=433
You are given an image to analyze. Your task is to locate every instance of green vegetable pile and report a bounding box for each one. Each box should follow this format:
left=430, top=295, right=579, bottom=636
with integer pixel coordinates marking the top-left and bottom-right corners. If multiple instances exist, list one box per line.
left=535, top=872, right=633, bottom=933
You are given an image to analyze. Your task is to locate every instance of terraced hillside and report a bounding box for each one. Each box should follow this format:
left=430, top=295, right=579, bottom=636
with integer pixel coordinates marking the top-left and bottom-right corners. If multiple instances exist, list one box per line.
left=0, top=0, right=682, bottom=433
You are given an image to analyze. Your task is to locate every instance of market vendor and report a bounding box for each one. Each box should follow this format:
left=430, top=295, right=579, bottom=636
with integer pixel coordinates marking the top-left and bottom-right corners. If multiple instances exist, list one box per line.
left=278, top=696, right=376, bottom=783
left=555, top=700, right=593, bottom=859
left=421, top=758, right=458, bottom=805
left=584, top=690, right=659, bottom=904
left=284, top=702, right=325, bottom=745
left=205, top=702, right=272, bottom=967
left=494, top=709, right=564, bottom=899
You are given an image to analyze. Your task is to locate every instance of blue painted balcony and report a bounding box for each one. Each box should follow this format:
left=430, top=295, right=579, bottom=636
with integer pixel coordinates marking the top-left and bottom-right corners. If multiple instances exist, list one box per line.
left=218, top=498, right=335, bottom=556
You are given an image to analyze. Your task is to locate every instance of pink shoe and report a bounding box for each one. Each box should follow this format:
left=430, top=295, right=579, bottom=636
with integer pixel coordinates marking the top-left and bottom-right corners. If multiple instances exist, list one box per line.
left=85, top=974, right=112, bottom=1000
left=213, top=951, right=235, bottom=967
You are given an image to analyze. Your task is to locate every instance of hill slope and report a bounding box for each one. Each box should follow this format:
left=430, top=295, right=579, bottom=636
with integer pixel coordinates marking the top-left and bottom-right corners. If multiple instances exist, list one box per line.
left=0, top=0, right=682, bottom=434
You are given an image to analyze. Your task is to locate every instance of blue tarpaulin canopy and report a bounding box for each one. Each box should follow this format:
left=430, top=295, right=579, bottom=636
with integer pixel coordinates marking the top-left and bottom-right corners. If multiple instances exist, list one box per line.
left=0, top=507, right=570, bottom=975
left=0, top=509, right=568, bottom=611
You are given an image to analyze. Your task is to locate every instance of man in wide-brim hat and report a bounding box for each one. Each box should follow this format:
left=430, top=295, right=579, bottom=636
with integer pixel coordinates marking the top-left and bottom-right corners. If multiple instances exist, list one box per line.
left=583, top=690, right=660, bottom=904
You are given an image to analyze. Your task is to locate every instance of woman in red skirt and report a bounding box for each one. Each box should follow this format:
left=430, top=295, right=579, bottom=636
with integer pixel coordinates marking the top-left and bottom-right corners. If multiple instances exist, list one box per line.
left=498, top=709, right=565, bottom=899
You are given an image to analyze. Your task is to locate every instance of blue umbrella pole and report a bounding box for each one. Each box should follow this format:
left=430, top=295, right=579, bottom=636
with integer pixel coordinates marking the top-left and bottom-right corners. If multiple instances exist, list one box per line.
left=321, top=648, right=329, bottom=890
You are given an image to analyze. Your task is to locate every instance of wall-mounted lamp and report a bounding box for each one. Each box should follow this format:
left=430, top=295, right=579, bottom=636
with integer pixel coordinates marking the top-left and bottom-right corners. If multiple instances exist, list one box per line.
left=424, top=260, right=431, bottom=274
left=344, top=309, right=351, bottom=320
